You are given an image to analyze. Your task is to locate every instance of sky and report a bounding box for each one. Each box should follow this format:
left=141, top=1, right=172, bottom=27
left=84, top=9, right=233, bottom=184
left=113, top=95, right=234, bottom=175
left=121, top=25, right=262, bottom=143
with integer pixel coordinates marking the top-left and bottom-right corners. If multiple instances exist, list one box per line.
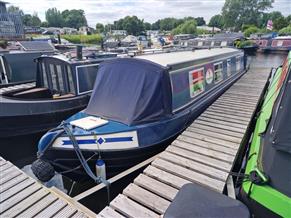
left=7, top=0, right=291, bottom=27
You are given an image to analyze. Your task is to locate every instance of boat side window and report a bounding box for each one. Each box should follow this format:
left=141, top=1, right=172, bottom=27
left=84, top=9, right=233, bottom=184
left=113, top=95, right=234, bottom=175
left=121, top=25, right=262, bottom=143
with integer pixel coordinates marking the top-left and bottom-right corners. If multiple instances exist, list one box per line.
left=198, top=41, right=203, bottom=46
left=76, top=64, right=99, bottom=94
left=56, top=65, right=65, bottom=93
left=227, top=59, right=231, bottom=77
left=66, top=66, right=75, bottom=94
left=41, top=63, right=49, bottom=88
left=236, top=56, right=241, bottom=72
left=277, top=40, right=283, bottom=47
left=49, top=64, right=59, bottom=91
left=214, top=62, right=223, bottom=83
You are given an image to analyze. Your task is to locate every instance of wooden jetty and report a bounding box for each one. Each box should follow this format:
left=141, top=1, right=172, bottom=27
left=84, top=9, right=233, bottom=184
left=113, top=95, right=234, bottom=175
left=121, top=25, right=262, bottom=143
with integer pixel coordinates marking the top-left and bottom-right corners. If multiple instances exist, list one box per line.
left=98, top=69, right=270, bottom=217
left=0, top=156, right=96, bottom=218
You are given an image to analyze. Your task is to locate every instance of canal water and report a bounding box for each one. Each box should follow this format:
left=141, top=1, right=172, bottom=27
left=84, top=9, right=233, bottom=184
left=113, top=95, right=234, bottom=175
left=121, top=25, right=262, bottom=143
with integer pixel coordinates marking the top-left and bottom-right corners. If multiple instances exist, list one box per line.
left=0, top=51, right=288, bottom=213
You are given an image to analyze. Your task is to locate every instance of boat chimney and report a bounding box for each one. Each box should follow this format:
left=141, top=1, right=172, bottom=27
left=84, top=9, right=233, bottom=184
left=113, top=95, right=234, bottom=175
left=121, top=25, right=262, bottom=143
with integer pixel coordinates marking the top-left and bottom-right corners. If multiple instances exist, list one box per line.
left=57, top=34, right=61, bottom=44
left=76, top=45, right=83, bottom=60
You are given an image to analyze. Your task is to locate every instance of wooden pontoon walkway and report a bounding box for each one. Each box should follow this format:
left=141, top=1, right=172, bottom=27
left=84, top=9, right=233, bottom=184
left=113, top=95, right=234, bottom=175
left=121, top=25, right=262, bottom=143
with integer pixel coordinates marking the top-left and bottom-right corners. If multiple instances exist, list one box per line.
left=98, top=69, right=270, bottom=218
left=0, top=156, right=96, bottom=218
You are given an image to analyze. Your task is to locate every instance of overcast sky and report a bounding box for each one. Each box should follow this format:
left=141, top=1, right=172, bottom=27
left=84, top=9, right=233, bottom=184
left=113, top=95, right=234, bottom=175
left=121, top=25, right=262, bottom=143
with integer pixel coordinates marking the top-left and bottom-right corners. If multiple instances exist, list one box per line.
left=7, top=0, right=291, bottom=27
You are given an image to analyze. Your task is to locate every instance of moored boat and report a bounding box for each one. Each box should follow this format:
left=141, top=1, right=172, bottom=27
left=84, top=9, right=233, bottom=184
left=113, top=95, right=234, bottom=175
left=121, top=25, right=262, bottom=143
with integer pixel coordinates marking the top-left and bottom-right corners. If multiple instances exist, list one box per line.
left=32, top=48, right=247, bottom=182
left=256, top=36, right=291, bottom=52
left=0, top=52, right=117, bottom=138
left=239, top=51, right=291, bottom=217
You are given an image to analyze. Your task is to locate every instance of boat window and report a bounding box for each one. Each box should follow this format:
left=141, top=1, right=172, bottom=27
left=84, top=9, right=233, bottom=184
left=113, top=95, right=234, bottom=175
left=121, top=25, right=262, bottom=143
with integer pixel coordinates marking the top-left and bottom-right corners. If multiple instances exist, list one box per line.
left=67, top=66, right=75, bottom=93
left=221, top=41, right=227, bottom=46
left=211, top=41, right=215, bottom=46
left=0, top=57, right=8, bottom=84
left=277, top=40, right=283, bottom=46
left=198, top=41, right=203, bottom=46
left=236, top=56, right=241, bottom=72
left=41, top=63, right=49, bottom=88
left=214, top=62, right=223, bottom=83
left=49, top=64, right=59, bottom=91
left=189, top=68, right=204, bottom=98
left=56, top=65, right=65, bottom=93
left=227, top=59, right=232, bottom=77
left=76, top=64, right=99, bottom=94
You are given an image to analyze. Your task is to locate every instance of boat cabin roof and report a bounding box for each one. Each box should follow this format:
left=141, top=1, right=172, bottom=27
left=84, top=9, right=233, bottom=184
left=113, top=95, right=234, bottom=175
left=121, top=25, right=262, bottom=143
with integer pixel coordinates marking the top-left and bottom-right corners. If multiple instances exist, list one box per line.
left=135, top=48, right=240, bottom=67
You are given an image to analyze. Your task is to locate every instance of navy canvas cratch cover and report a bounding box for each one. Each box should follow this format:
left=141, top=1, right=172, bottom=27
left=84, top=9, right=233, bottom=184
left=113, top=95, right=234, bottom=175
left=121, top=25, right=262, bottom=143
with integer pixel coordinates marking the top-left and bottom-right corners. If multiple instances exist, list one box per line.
left=85, top=58, right=172, bottom=125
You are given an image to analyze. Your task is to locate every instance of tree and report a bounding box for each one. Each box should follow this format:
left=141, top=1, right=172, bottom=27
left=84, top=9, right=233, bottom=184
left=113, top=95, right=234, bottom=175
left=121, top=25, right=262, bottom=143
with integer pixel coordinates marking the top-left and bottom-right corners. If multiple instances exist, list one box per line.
left=195, top=17, right=206, bottom=26
left=222, top=0, right=273, bottom=30
left=159, top=18, right=182, bottom=31
left=209, top=14, right=224, bottom=29
left=278, top=25, right=291, bottom=36
left=117, top=16, right=144, bottom=35
left=31, top=13, right=41, bottom=26
left=41, top=21, right=49, bottom=27
left=273, top=17, right=288, bottom=30
left=144, top=22, right=151, bottom=30
left=45, top=8, right=64, bottom=27
left=96, top=23, right=104, bottom=33
left=172, top=20, right=197, bottom=35
left=258, top=11, right=284, bottom=28
left=7, top=6, right=24, bottom=16
left=151, top=20, right=160, bottom=30
left=22, top=14, right=32, bottom=26
left=62, top=9, right=87, bottom=29
left=244, top=25, right=260, bottom=37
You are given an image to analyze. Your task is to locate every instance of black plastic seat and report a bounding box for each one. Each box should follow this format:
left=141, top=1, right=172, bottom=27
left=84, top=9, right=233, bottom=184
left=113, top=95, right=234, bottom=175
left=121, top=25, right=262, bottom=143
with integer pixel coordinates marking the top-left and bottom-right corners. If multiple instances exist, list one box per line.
left=164, top=183, right=250, bottom=218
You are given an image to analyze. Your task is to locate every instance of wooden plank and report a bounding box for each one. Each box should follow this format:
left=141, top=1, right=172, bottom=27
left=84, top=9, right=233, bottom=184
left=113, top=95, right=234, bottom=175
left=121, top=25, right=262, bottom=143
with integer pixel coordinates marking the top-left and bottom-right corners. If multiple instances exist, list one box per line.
left=54, top=205, right=78, bottom=218
left=207, top=108, right=252, bottom=119
left=197, top=117, right=248, bottom=130
left=201, top=113, right=249, bottom=125
left=34, top=199, right=67, bottom=218
left=219, top=95, right=259, bottom=103
left=1, top=188, right=49, bottom=217
left=214, top=101, right=256, bottom=110
left=152, top=158, right=225, bottom=192
left=0, top=174, right=28, bottom=194
left=166, top=146, right=231, bottom=171
left=203, top=111, right=250, bottom=123
left=187, top=126, right=241, bottom=144
left=210, top=104, right=254, bottom=114
left=159, top=152, right=228, bottom=181
left=134, top=174, right=178, bottom=201
left=227, top=176, right=236, bottom=199
left=0, top=168, right=22, bottom=185
left=123, top=183, right=170, bottom=214
left=0, top=162, right=13, bottom=172
left=178, top=135, right=237, bottom=156
left=99, top=207, right=125, bottom=218
left=190, top=123, right=244, bottom=138
left=71, top=211, right=89, bottom=218
left=0, top=183, right=42, bottom=213
left=194, top=120, right=246, bottom=134
left=110, top=194, right=159, bottom=218
left=0, top=179, right=35, bottom=203
left=173, top=139, right=235, bottom=163
left=144, top=166, right=191, bottom=189
left=17, top=194, right=58, bottom=218
left=183, top=129, right=240, bottom=149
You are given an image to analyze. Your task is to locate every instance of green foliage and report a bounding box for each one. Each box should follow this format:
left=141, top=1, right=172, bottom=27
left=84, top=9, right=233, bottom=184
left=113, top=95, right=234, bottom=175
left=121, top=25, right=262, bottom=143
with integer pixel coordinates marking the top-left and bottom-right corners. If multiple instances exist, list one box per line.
left=109, top=16, right=145, bottom=35
left=278, top=25, right=291, bottom=36
left=95, top=23, right=104, bottom=33
left=195, top=17, right=206, bottom=26
left=209, top=14, right=224, bottom=29
left=45, top=8, right=64, bottom=27
left=41, top=21, right=49, bottom=27
left=7, top=6, right=24, bottom=16
left=222, top=0, right=273, bottom=30
left=196, top=28, right=211, bottom=35
left=172, top=20, right=197, bottom=35
left=236, top=40, right=255, bottom=48
left=62, top=34, right=103, bottom=44
left=244, top=25, right=261, bottom=37
left=22, top=13, right=41, bottom=26
left=62, top=9, right=87, bottom=29
left=144, top=22, right=151, bottom=30
left=273, top=17, right=288, bottom=31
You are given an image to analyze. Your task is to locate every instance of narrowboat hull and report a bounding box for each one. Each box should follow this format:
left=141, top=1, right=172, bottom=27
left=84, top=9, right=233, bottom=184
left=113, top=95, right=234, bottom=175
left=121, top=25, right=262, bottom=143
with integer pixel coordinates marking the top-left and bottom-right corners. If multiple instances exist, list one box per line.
left=0, top=95, right=90, bottom=138
left=39, top=68, right=246, bottom=182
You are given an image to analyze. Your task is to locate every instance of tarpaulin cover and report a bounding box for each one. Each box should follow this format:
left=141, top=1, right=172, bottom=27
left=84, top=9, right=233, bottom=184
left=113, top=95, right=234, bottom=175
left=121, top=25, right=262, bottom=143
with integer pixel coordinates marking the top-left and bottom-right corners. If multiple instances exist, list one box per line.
left=85, top=58, right=172, bottom=126
left=262, top=62, right=291, bottom=197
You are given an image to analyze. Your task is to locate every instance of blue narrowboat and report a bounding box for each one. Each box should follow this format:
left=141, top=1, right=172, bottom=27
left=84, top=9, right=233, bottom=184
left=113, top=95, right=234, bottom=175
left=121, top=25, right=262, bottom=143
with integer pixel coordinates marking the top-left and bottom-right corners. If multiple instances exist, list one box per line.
left=32, top=48, right=247, bottom=182
left=256, top=36, right=291, bottom=52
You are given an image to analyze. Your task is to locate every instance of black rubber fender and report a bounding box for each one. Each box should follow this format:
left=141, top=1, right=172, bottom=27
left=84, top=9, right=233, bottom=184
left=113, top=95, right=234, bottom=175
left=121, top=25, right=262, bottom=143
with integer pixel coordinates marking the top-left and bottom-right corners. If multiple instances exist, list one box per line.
left=31, top=159, right=55, bottom=182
